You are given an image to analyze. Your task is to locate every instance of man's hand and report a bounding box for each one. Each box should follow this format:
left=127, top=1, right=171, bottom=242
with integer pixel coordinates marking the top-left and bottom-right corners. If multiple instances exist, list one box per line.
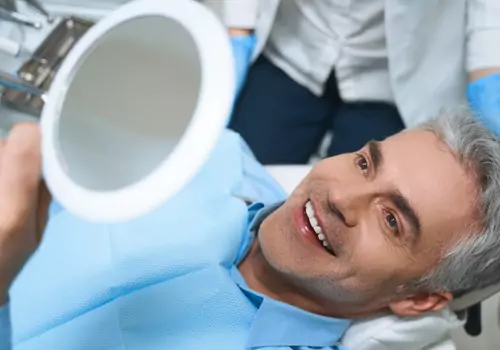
left=228, top=28, right=256, bottom=96
left=467, top=69, right=500, bottom=136
left=0, top=123, right=50, bottom=305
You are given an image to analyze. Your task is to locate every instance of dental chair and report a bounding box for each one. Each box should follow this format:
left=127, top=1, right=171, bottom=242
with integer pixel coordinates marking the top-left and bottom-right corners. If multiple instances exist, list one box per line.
left=265, top=165, right=500, bottom=350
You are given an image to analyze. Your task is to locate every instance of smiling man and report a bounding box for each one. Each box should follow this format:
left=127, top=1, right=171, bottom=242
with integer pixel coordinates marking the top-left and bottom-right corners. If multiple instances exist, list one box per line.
left=240, top=124, right=483, bottom=322
left=1, top=108, right=500, bottom=350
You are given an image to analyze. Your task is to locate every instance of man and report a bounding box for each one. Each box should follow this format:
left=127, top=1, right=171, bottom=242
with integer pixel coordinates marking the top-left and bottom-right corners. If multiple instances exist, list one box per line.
left=225, top=0, right=500, bottom=164
left=1, top=108, right=500, bottom=349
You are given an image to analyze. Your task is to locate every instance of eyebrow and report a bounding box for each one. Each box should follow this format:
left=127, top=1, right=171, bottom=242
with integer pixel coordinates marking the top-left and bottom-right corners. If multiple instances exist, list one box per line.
left=368, top=141, right=383, bottom=172
left=367, top=140, right=422, bottom=240
left=390, top=191, right=422, bottom=240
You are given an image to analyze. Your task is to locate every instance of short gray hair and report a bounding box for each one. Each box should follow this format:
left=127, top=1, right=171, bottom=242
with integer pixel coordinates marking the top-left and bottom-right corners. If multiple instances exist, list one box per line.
left=408, top=108, right=500, bottom=297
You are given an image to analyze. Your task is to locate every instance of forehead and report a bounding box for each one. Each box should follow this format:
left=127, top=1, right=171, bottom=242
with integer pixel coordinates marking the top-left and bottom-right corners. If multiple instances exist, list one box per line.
left=381, top=130, right=478, bottom=244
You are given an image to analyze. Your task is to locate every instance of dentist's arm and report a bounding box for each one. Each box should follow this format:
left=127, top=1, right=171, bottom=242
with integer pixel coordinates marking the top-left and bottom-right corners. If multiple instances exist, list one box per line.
left=470, top=68, right=500, bottom=82
left=466, top=0, right=500, bottom=135
left=229, top=30, right=256, bottom=95
left=0, top=123, right=50, bottom=350
left=220, top=0, right=258, bottom=30
left=217, top=0, right=258, bottom=95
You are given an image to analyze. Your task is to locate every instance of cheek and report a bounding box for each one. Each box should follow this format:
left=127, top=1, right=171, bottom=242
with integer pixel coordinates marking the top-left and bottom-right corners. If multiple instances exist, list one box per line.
left=347, top=227, right=409, bottom=286
left=289, top=176, right=313, bottom=200
left=258, top=209, right=296, bottom=258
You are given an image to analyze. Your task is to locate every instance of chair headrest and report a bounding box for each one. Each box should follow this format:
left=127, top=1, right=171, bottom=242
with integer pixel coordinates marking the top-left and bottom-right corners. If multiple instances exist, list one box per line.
left=450, top=282, right=500, bottom=311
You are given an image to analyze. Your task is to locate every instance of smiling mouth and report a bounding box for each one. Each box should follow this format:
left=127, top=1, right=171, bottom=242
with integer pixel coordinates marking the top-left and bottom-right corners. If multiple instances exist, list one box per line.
left=304, top=200, right=335, bottom=255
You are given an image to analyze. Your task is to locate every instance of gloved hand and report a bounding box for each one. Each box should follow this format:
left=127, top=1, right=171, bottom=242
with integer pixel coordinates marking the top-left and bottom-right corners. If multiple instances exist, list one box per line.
left=467, top=72, right=500, bottom=136
left=230, top=33, right=256, bottom=96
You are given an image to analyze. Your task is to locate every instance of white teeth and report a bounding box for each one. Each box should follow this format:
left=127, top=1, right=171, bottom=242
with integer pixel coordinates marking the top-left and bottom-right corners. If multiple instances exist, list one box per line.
left=306, top=206, right=314, bottom=218
left=304, top=200, right=331, bottom=250
left=310, top=217, right=318, bottom=227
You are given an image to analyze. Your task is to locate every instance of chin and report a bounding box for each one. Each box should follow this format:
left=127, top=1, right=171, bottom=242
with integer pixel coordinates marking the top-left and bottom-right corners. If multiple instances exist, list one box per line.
left=257, top=229, right=302, bottom=277
left=257, top=227, right=326, bottom=286
left=260, top=202, right=336, bottom=271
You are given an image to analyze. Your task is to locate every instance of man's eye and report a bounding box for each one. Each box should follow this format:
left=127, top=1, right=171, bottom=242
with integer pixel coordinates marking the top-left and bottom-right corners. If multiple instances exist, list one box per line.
left=356, top=155, right=369, bottom=173
left=385, top=212, right=400, bottom=234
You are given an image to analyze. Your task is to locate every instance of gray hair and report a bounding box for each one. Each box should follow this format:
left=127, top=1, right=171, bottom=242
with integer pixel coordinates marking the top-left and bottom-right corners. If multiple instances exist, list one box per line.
left=408, top=108, right=500, bottom=297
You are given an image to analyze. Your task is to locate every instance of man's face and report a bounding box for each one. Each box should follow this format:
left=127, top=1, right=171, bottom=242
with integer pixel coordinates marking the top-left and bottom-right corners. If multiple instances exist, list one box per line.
left=257, top=130, right=479, bottom=317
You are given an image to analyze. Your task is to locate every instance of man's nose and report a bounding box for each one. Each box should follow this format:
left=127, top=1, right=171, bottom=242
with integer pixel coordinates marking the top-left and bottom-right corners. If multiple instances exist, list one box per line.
left=328, top=182, right=371, bottom=227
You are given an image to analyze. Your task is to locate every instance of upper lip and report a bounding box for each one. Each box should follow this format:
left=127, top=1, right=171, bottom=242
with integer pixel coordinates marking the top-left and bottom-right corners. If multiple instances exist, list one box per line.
left=309, top=198, right=343, bottom=255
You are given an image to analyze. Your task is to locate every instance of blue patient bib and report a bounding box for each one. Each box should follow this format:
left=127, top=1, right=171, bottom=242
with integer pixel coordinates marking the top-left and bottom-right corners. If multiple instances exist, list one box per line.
left=9, top=131, right=286, bottom=350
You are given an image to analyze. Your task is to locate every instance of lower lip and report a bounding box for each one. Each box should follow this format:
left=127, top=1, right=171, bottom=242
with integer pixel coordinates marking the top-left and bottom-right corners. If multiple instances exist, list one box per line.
left=292, top=203, right=326, bottom=250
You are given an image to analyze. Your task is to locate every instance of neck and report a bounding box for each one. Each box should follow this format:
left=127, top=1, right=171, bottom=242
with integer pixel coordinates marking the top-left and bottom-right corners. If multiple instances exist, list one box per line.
left=238, top=240, right=390, bottom=319
left=238, top=240, right=343, bottom=317
left=238, top=240, right=303, bottom=305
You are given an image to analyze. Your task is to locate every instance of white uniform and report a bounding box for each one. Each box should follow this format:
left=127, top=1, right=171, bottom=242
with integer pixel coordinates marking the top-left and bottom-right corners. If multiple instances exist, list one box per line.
left=214, top=0, right=500, bottom=127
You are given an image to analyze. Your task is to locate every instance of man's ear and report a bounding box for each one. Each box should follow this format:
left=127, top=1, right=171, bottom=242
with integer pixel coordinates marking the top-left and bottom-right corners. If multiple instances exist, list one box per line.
left=388, top=291, right=453, bottom=317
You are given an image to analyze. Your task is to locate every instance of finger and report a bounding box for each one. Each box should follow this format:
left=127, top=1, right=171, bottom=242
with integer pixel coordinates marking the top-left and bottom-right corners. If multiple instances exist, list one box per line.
left=0, top=123, right=42, bottom=230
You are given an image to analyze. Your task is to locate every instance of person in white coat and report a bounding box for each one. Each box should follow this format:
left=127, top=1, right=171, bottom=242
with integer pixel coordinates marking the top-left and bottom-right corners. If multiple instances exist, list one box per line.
left=223, top=0, right=500, bottom=164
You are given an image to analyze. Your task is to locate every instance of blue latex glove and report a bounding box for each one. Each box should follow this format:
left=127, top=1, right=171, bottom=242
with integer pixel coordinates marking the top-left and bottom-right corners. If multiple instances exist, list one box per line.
left=467, top=72, right=500, bottom=136
left=230, top=34, right=256, bottom=96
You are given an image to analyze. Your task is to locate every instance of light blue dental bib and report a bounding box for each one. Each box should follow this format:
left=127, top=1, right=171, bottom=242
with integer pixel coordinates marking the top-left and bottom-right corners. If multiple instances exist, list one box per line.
left=9, top=131, right=287, bottom=350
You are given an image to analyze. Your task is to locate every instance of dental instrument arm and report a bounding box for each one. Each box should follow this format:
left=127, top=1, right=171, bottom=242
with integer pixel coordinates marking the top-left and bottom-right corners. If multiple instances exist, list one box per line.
left=0, top=36, right=32, bottom=59
left=0, top=8, right=41, bottom=29
left=0, top=70, right=45, bottom=95
left=23, top=0, right=53, bottom=23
